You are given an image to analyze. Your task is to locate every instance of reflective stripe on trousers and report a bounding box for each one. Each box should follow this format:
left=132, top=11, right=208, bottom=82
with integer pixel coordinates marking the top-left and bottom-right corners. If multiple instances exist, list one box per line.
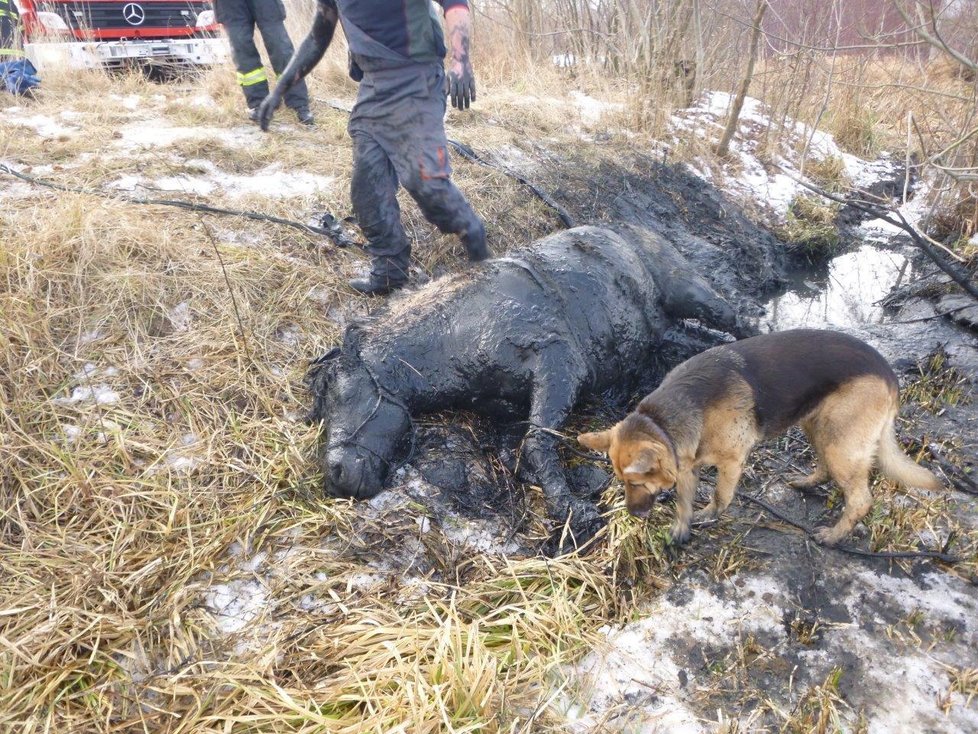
left=236, top=67, right=267, bottom=86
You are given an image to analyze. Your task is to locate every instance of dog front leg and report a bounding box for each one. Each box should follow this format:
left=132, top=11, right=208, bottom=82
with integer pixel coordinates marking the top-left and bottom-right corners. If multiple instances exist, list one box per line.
left=670, top=469, right=699, bottom=544
left=693, top=460, right=743, bottom=523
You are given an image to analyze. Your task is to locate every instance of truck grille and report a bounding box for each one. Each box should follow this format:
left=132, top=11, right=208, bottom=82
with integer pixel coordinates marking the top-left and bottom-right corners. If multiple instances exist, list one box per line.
left=39, top=1, right=211, bottom=31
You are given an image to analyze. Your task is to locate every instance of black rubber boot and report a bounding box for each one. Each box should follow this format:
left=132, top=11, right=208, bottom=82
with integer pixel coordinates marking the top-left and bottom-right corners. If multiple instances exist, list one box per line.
left=295, top=107, right=315, bottom=126
left=349, top=274, right=406, bottom=296
left=461, top=221, right=490, bottom=262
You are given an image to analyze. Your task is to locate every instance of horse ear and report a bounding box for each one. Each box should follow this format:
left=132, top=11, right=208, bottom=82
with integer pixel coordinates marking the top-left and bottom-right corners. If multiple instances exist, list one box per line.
left=343, top=324, right=364, bottom=355
left=310, top=347, right=341, bottom=368
left=304, top=347, right=341, bottom=423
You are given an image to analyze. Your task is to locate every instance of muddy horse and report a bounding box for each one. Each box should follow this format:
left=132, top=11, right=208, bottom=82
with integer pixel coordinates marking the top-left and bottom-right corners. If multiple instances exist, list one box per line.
left=307, top=225, right=745, bottom=546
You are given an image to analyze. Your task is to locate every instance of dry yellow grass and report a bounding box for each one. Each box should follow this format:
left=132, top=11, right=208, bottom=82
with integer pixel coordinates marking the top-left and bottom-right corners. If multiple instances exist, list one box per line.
left=2, top=17, right=978, bottom=732
left=0, top=58, right=650, bottom=733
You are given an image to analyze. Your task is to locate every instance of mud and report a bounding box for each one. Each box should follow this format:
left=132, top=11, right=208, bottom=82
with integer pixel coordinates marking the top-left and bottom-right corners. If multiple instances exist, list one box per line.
left=307, top=225, right=741, bottom=545
left=527, top=150, right=978, bottom=731
left=304, top=142, right=978, bottom=727
left=535, top=152, right=791, bottom=312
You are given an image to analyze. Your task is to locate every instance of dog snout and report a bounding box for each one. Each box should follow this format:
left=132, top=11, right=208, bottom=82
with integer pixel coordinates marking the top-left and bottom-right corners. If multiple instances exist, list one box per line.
left=628, top=504, right=652, bottom=518
left=625, top=489, right=656, bottom=518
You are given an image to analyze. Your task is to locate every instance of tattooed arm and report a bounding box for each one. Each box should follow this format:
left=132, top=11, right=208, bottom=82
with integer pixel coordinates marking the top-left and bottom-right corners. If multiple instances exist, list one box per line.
left=257, top=0, right=339, bottom=131
left=444, top=5, right=476, bottom=110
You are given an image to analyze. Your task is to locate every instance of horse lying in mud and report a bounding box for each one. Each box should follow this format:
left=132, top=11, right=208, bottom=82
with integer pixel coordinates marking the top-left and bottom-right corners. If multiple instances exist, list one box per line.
left=307, top=225, right=746, bottom=547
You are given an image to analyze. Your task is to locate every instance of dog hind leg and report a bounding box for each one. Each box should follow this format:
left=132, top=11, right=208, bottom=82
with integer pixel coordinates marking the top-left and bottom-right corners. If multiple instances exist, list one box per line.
left=809, top=378, right=889, bottom=545
left=788, top=420, right=829, bottom=490
left=813, top=449, right=874, bottom=545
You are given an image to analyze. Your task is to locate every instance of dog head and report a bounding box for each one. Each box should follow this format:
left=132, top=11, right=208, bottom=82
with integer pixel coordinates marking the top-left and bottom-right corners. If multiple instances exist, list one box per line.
left=578, top=413, right=678, bottom=518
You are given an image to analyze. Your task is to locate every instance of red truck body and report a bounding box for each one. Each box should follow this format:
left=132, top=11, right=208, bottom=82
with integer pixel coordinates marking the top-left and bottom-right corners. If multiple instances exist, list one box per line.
left=14, top=0, right=228, bottom=69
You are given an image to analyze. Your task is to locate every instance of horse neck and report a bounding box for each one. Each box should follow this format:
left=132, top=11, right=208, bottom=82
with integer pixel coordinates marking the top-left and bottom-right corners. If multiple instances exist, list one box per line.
left=359, top=336, right=435, bottom=413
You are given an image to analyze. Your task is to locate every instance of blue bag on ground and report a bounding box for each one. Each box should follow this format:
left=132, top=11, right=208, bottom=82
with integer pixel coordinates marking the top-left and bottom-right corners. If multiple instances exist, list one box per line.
left=0, top=59, right=41, bottom=95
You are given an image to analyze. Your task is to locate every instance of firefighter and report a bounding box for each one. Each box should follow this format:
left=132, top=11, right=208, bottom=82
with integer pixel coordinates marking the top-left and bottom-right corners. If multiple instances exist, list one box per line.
left=213, top=0, right=313, bottom=125
left=256, top=0, right=487, bottom=296
left=1, top=0, right=20, bottom=56
left=0, top=0, right=40, bottom=96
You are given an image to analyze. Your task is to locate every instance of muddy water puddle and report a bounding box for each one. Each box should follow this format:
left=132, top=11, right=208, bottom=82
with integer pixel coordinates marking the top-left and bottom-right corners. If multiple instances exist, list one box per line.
left=762, top=245, right=912, bottom=330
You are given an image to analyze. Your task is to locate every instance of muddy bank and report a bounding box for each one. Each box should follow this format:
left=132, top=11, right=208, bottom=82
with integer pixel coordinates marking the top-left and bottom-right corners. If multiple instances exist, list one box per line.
left=316, top=142, right=978, bottom=729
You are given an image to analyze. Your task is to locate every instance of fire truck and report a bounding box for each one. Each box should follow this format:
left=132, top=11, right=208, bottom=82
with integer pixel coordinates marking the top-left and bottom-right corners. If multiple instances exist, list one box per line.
left=14, top=0, right=228, bottom=71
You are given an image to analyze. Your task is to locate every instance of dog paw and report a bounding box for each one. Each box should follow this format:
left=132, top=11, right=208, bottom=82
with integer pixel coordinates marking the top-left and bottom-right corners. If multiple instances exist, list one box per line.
left=669, top=521, right=691, bottom=545
left=812, top=526, right=842, bottom=546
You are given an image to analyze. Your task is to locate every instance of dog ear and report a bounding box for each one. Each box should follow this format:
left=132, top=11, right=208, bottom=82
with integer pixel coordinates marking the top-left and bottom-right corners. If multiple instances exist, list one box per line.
left=578, top=429, right=613, bottom=453
left=622, top=442, right=668, bottom=475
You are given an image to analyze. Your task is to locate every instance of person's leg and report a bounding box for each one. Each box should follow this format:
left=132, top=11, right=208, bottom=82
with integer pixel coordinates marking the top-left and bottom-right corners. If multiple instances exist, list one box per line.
left=349, top=131, right=411, bottom=293
left=223, top=17, right=269, bottom=111
left=386, top=65, right=488, bottom=261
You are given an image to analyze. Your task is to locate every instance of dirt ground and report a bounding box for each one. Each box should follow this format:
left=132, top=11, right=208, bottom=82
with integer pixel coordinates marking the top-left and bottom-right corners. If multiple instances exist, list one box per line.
left=2, top=68, right=977, bottom=733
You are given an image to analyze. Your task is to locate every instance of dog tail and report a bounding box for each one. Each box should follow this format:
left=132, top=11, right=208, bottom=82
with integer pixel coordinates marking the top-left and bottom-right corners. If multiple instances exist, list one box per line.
left=877, top=415, right=942, bottom=491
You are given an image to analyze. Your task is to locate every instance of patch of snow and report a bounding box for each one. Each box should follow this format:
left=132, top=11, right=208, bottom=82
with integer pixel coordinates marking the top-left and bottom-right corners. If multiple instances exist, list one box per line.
left=75, top=363, right=119, bottom=380
left=78, top=329, right=103, bottom=346
left=111, top=93, right=141, bottom=111
left=188, top=93, right=217, bottom=108
left=569, top=90, right=624, bottom=126
left=441, top=514, right=522, bottom=555
left=553, top=53, right=577, bottom=68
left=491, top=144, right=541, bottom=175
left=860, top=180, right=935, bottom=242
left=9, top=114, right=77, bottom=138
left=56, top=384, right=120, bottom=406
left=168, top=302, right=193, bottom=332
left=113, top=121, right=256, bottom=150
left=154, top=174, right=216, bottom=196
left=276, top=323, right=302, bottom=347
left=673, top=91, right=901, bottom=224
left=107, top=160, right=334, bottom=200
left=207, top=578, right=268, bottom=634
left=834, top=569, right=978, bottom=733
left=564, top=564, right=978, bottom=731
left=845, top=569, right=978, bottom=631
left=567, top=575, right=787, bottom=732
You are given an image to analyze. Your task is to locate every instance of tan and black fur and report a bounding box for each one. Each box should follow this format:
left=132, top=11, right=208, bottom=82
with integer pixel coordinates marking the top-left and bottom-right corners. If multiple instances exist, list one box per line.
left=579, top=329, right=942, bottom=545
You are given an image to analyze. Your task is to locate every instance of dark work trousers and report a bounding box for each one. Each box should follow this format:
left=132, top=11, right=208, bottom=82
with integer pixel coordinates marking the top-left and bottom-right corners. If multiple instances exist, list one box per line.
left=348, top=62, right=484, bottom=282
left=1, top=0, right=20, bottom=53
left=214, top=0, right=308, bottom=111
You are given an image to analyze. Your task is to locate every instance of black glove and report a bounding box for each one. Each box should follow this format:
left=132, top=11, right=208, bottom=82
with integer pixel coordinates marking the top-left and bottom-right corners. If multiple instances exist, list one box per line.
left=447, top=62, right=476, bottom=111
left=256, top=92, right=282, bottom=132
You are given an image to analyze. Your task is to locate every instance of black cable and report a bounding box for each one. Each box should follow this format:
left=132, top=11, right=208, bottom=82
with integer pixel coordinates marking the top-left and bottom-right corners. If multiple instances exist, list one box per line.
left=738, top=492, right=962, bottom=564
left=0, top=163, right=358, bottom=247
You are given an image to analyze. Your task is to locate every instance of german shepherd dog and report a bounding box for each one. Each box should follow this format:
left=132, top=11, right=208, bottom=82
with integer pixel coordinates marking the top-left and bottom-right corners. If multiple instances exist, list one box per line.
left=578, top=329, right=942, bottom=545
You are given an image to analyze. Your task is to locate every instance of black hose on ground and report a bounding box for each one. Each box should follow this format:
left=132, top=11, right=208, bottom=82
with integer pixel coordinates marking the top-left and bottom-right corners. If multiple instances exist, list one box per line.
left=0, top=163, right=359, bottom=248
